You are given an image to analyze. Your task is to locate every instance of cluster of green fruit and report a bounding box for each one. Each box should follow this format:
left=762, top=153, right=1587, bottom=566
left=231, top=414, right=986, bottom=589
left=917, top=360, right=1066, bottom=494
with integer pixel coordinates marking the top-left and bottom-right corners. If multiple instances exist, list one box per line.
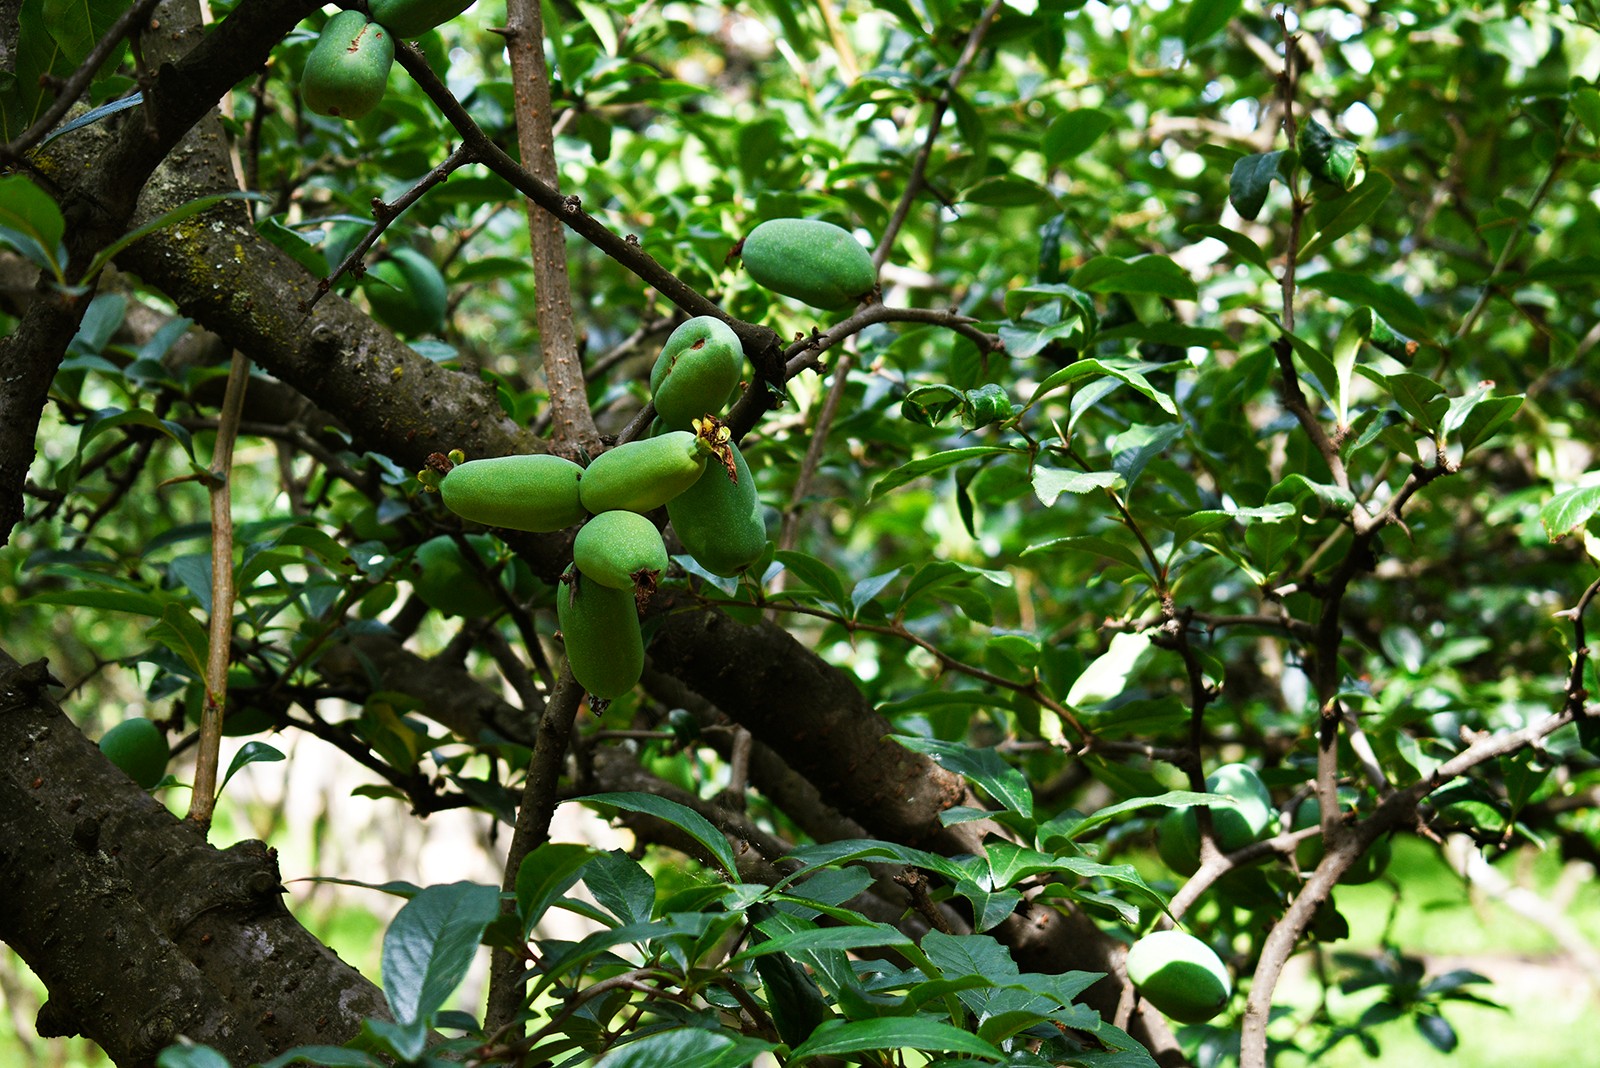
left=1157, top=764, right=1392, bottom=885
left=418, top=316, right=766, bottom=700
left=301, top=0, right=475, bottom=122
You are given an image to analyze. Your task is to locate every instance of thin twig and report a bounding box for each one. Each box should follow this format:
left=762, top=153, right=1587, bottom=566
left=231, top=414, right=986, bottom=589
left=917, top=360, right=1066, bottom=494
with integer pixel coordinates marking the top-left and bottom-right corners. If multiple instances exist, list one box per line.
left=187, top=351, right=250, bottom=831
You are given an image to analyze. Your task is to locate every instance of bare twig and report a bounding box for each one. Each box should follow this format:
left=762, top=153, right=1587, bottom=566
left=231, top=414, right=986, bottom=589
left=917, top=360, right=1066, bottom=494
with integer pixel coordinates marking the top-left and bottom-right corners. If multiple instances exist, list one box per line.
left=187, top=351, right=250, bottom=831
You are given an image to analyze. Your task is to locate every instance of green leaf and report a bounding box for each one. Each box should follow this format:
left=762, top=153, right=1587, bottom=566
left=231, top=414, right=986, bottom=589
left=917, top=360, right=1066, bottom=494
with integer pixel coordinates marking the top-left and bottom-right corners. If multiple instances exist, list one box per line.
left=1023, top=358, right=1177, bottom=416
left=1330, top=308, right=1374, bottom=426
left=1184, top=0, right=1243, bottom=45
left=145, top=604, right=209, bottom=678
left=1108, top=423, right=1186, bottom=490
left=1297, top=118, right=1366, bottom=192
left=735, top=922, right=912, bottom=961
left=577, top=791, right=740, bottom=878
left=79, top=406, right=195, bottom=459
left=1541, top=484, right=1600, bottom=539
left=849, top=568, right=901, bottom=617
left=1385, top=373, right=1447, bottom=433
left=1453, top=394, right=1522, bottom=453
left=1229, top=150, right=1295, bottom=220
left=893, top=735, right=1033, bottom=820
left=1268, top=473, right=1357, bottom=514
left=596, top=1029, right=775, bottom=1068
left=1070, top=255, right=1198, bottom=301
left=1300, top=173, right=1393, bottom=260
left=1032, top=466, right=1121, bottom=506
left=773, top=550, right=849, bottom=611
left=1043, top=108, right=1114, bottom=165
left=157, top=1046, right=234, bottom=1068
left=869, top=447, right=1016, bottom=500
left=1056, top=789, right=1220, bottom=842
left=381, top=881, right=500, bottom=1026
left=1182, top=223, right=1272, bottom=274
left=1022, top=534, right=1148, bottom=574
left=1066, top=632, right=1153, bottom=707
left=790, top=1017, right=1005, bottom=1061
left=1301, top=272, right=1434, bottom=338
left=0, top=174, right=66, bottom=282
left=1571, top=86, right=1600, bottom=141
left=218, top=741, right=285, bottom=795
left=583, top=849, right=657, bottom=927
left=21, top=588, right=166, bottom=616
left=515, top=842, right=598, bottom=936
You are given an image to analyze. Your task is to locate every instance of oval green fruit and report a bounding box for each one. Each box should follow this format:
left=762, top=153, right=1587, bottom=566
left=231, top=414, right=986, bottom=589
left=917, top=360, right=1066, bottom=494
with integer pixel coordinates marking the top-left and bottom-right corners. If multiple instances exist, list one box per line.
left=579, top=431, right=709, bottom=515
left=439, top=453, right=586, bottom=533
left=650, top=317, right=744, bottom=431
left=557, top=567, right=644, bottom=700
left=574, top=511, right=669, bottom=602
left=1156, top=763, right=1274, bottom=875
left=412, top=534, right=504, bottom=617
left=1125, top=930, right=1231, bottom=1024
left=302, top=12, right=394, bottom=121
left=1293, top=792, right=1392, bottom=885
left=365, top=247, right=447, bottom=337
left=369, top=0, right=477, bottom=38
left=666, top=438, right=765, bottom=577
left=741, top=218, right=876, bottom=311
left=100, top=718, right=170, bottom=789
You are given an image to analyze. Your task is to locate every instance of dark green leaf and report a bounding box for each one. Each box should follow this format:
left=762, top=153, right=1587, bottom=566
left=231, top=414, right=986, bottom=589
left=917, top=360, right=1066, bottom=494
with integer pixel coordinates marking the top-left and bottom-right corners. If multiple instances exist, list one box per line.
left=1300, top=173, right=1393, bottom=259
left=869, top=447, right=1016, bottom=500
left=577, top=792, right=740, bottom=878
left=381, top=881, right=500, bottom=1025
left=1043, top=108, right=1114, bottom=165
left=218, top=741, right=285, bottom=795
left=515, top=843, right=597, bottom=936
left=1070, top=255, right=1198, bottom=301
left=1184, top=0, right=1243, bottom=45
left=1229, top=150, right=1295, bottom=220
left=893, top=735, right=1032, bottom=820
left=790, top=1017, right=1005, bottom=1061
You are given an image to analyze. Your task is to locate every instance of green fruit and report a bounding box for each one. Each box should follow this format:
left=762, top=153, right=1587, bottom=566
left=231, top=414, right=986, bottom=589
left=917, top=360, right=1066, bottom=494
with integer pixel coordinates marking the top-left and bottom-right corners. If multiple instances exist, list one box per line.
left=578, top=431, right=710, bottom=515
left=650, top=317, right=745, bottom=431
left=667, top=438, right=765, bottom=577
left=412, top=534, right=504, bottom=617
left=1125, top=930, right=1231, bottom=1024
left=100, top=718, right=170, bottom=789
left=1156, top=764, right=1274, bottom=875
left=574, top=511, right=669, bottom=603
left=557, top=567, right=644, bottom=700
left=302, top=12, right=394, bottom=121
left=369, top=0, right=477, bottom=38
left=1293, top=792, right=1393, bottom=884
left=741, top=218, right=876, bottom=311
left=439, top=453, right=586, bottom=533
left=365, top=248, right=448, bottom=337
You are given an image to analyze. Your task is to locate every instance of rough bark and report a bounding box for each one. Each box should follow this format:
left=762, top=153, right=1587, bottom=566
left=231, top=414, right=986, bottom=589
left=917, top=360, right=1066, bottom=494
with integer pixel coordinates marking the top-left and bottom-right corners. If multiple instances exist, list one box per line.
left=0, top=650, right=391, bottom=1066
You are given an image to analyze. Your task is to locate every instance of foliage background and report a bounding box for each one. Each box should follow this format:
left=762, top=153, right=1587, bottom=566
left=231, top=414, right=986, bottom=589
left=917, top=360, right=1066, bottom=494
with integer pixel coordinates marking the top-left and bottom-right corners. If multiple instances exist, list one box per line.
left=3, top=0, right=1600, bottom=1066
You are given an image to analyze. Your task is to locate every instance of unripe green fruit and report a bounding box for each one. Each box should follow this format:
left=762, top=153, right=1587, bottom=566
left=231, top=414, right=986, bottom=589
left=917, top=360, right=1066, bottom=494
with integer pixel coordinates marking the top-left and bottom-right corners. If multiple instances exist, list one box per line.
left=412, top=534, right=504, bottom=617
left=741, top=218, right=876, bottom=311
left=302, top=13, right=394, bottom=121
left=368, top=0, right=477, bottom=38
left=1125, top=930, right=1231, bottom=1024
left=1156, top=764, right=1274, bottom=875
left=365, top=248, right=447, bottom=337
left=1293, top=792, right=1393, bottom=885
left=574, top=511, right=669, bottom=603
left=100, top=718, right=170, bottom=789
left=666, top=438, right=765, bottom=577
left=439, top=454, right=586, bottom=533
left=650, top=317, right=744, bottom=431
left=578, top=431, right=709, bottom=515
left=557, top=568, right=644, bottom=700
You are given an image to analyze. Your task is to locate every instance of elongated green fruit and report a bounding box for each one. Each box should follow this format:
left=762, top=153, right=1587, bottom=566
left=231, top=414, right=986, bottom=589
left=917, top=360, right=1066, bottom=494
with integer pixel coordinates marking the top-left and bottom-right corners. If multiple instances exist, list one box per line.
left=579, top=431, right=709, bottom=514
left=439, top=454, right=585, bottom=532
left=667, top=438, right=765, bottom=577
left=650, top=317, right=744, bottom=431
left=302, top=12, right=394, bottom=121
left=365, top=247, right=447, bottom=337
left=369, top=0, right=477, bottom=38
left=557, top=567, right=644, bottom=700
left=1126, top=930, right=1231, bottom=1024
left=574, top=511, right=669, bottom=606
left=741, top=218, right=876, bottom=311
left=100, top=718, right=169, bottom=789
left=1156, top=763, right=1274, bottom=875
